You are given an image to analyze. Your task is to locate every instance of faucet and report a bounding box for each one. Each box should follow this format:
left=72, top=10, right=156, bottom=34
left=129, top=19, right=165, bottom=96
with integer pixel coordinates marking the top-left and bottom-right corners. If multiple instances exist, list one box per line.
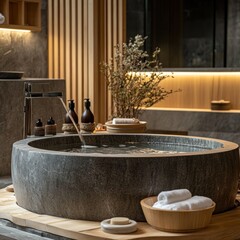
left=23, top=82, right=63, bottom=138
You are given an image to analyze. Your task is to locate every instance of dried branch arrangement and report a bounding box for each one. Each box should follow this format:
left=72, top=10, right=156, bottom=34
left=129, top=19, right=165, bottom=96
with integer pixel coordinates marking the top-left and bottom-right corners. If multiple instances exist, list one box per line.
left=101, top=35, right=179, bottom=119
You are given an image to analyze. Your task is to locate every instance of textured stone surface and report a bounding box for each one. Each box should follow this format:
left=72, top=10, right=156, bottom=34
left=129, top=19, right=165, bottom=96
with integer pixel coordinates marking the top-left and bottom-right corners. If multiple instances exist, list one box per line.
left=141, top=108, right=240, bottom=145
left=12, top=134, right=239, bottom=221
left=0, top=0, right=48, bottom=78
left=0, top=176, right=12, bottom=189
left=0, top=79, right=65, bottom=176
left=0, top=219, right=71, bottom=240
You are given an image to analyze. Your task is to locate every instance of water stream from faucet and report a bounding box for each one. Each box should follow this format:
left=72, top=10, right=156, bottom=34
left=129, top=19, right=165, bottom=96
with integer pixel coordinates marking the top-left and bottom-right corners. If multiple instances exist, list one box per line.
left=58, top=97, right=86, bottom=146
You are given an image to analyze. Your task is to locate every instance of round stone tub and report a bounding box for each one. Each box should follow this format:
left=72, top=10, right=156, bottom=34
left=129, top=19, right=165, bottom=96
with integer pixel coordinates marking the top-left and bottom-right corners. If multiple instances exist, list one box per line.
left=11, top=134, right=239, bottom=221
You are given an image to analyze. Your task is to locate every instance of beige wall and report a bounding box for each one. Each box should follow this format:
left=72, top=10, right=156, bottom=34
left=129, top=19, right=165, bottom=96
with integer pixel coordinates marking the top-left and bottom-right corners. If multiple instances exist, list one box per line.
left=154, top=71, right=240, bottom=110
left=48, top=0, right=126, bottom=123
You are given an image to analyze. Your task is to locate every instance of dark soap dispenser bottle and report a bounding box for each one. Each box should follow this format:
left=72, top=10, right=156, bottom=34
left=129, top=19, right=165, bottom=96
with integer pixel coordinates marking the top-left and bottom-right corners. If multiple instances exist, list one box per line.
left=81, top=98, right=94, bottom=123
left=65, top=100, right=79, bottom=124
left=34, top=119, right=45, bottom=136
left=45, top=116, right=57, bottom=135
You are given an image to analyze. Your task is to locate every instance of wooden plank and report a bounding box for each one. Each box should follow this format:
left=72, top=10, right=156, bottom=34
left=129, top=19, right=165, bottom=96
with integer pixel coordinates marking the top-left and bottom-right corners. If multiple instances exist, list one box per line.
left=11, top=212, right=40, bottom=227
left=107, top=0, right=113, bottom=119
left=65, top=0, right=71, bottom=100
left=97, top=0, right=106, bottom=123
left=53, top=0, right=59, bottom=78
left=48, top=0, right=53, bottom=78
left=46, top=219, right=99, bottom=240
left=77, top=0, right=83, bottom=116
left=83, top=0, right=89, bottom=99
left=26, top=215, right=67, bottom=232
left=59, top=0, right=65, bottom=80
left=87, top=0, right=96, bottom=117
left=71, top=0, right=77, bottom=103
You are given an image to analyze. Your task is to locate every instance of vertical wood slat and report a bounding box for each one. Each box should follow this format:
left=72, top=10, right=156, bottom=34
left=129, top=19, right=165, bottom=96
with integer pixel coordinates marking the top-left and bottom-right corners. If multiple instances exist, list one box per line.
left=48, top=0, right=53, bottom=78
left=106, top=0, right=113, bottom=119
left=48, top=0, right=126, bottom=122
left=77, top=0, right=83, bottom=115
left=65, top=0, right=71, bottom=101
left=83, top=0, right=88, bottom=110
left=53, top=0, right=59, bottom=78
left=88, top=0, right=94, bottom=103
left=59, top=0, right=65, bottom=78
left=98, top=0, right=106, bottom=121
left=71, top=0, right=77, bottom=103
left=89, top=0, right=99, bottom=120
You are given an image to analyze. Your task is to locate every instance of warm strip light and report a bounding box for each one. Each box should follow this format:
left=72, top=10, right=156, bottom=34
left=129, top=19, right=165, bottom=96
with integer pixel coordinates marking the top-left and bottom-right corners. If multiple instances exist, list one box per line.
left=163, top=71, right=240, bottom=76
left=0, top=28, right=31, bottom=33
left=129, top=71, right=240, bottom=76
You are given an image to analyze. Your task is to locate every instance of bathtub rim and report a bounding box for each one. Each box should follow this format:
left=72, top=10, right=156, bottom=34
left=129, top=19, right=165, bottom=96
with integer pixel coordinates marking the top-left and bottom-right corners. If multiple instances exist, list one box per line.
left=12, top=133, right=239, bottom=158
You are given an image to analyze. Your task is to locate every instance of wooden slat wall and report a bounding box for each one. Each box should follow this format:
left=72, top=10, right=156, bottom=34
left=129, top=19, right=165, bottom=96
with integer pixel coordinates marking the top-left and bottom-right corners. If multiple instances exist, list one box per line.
left=48, top=0, right=126, bottom=123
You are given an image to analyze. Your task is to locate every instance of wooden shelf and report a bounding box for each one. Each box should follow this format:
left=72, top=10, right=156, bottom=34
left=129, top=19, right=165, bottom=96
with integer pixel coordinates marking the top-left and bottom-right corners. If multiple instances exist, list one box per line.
left=145, top=107, right=240, bottom=113
left=0, top=0, right=41, bottom=31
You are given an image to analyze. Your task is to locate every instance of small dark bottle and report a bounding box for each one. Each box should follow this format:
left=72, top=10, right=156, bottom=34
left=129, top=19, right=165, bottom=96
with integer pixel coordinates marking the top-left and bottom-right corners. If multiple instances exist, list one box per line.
left=34, top=119, right=45, bottom=136
left=81, top=98, right=94, bottom=123
left=65, top=100, right=79, bottom=124
left=45, top=117, right=57, bottom=135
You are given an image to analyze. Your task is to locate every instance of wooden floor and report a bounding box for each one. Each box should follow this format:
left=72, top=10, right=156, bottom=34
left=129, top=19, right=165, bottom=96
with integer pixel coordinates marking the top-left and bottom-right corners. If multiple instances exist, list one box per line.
left=0, top=187, right=240, bottom=240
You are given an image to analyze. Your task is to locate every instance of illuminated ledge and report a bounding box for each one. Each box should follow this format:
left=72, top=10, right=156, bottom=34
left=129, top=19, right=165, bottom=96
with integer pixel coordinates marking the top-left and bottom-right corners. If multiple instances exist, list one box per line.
left=163, top=68, right=240, bottom=72
left=0, top=28, right=31, bottom=33
left=134, top=68, right=240, bottom=76
left=143, top=107, right=240, bottom=113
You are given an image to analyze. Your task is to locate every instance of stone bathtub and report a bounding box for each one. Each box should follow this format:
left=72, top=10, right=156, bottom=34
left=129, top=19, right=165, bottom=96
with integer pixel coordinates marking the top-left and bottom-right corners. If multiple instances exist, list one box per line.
left=11, top=134, right=239, bottom=221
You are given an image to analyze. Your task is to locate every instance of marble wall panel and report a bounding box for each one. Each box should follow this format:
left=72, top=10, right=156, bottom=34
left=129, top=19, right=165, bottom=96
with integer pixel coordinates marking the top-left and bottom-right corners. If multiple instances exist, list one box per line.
left=0, top=0, right=48, bottom=78
left=0, top=79, right=66, bottom=176
left=141, top=108, right=240, bottom=146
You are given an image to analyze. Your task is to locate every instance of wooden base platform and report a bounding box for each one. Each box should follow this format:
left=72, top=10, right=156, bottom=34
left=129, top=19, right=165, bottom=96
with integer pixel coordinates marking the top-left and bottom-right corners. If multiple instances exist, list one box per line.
left=0, top=187, right=240, bottom=240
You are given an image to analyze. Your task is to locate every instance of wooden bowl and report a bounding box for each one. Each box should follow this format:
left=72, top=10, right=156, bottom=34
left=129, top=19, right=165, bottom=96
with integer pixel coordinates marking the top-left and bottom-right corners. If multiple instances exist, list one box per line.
left=211, top=100, right=231, bottom=110
left=140, top=196, right=215, bottom=232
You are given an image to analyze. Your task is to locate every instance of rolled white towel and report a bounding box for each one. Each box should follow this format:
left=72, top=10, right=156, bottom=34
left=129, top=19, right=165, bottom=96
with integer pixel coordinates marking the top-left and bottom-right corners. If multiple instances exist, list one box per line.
left=112, top=118, right=140, bottom=124
left=153, top=200, right=190, bottom=210
left=153, top=195, right=213, bottom=211
left=187, top=196, right=214, bottom=210
left=157, top=189, right=192, bottom=204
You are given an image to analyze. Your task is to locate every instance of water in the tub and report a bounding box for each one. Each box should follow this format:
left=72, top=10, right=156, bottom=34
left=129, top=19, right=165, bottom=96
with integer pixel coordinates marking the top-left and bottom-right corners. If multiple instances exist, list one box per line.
left=62, top=142, right=209, bottom=155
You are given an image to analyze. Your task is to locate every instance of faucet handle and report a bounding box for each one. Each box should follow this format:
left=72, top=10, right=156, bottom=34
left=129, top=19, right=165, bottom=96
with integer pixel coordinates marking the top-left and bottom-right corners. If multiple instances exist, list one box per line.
left=24, top=82, right=32, bottom=93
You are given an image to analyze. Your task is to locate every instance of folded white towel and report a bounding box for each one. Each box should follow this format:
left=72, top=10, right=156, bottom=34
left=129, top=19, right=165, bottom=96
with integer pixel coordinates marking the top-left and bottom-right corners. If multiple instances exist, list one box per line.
left=157, top=189, right=192, bottom=204
left=112, top=118, right=140, bottom=124
left=153, top=195, right=213, bottom=211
